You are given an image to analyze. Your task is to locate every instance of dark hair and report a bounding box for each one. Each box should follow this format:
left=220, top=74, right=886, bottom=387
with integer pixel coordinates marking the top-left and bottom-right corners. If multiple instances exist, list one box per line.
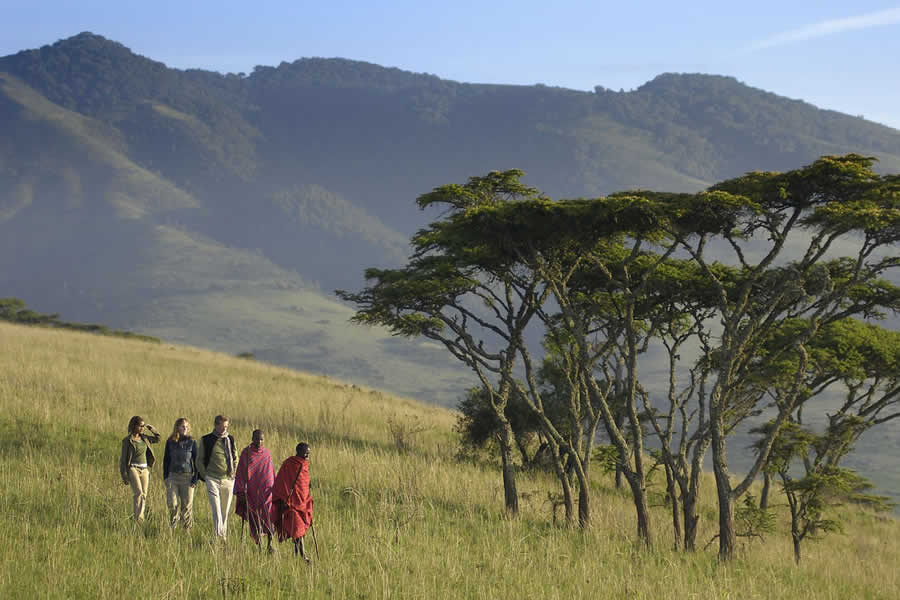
left=252, top=429, right=263, bottom=442
left=128, top=416, right=144, bottom=435
left=214, top=415, right=229, bottom=426
left=296, top=442, right=309, bottom=458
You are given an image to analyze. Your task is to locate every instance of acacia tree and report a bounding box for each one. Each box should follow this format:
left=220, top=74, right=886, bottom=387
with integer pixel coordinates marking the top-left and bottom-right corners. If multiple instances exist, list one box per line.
left=426, top=191, right=667, bottom=531
left=341, top=171, right=678, bottom=532
left=533, top=240, right=674, bottom=545
left=752, top=418, right=893, bottom=564
left=338, top=155, right=898, bottom=553
left=510, top=190, right=752, bottom=548
left=455, top=384, right=547, bottom=468
left=662, top=155, right=900, bottom=560
left=462, top=195, right=693, bottom=539
left=472, top=195, right=719, bottom=542
left=752, top=317, right=900, bottom=554
left=792, top=318, right=900, bottom=436
left=626, top=259, right=724, bottom=550
left=336, top=171, right=551, bottom=515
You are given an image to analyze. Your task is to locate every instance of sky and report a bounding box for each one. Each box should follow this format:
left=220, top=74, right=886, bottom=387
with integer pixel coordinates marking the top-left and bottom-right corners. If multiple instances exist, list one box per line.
left=2, top=0, right=900, bottom=129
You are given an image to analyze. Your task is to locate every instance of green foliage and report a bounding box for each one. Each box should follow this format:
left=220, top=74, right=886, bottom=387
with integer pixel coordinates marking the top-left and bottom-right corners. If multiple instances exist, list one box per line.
left=735, top=494, right=776, bottom=539
left=591, top=444, right=620, bottom=475
left=752, top=416, right=895, bottom=563
left=0, top=297, right=58, bottom=324
left=455, top=386, right=541, bottom=459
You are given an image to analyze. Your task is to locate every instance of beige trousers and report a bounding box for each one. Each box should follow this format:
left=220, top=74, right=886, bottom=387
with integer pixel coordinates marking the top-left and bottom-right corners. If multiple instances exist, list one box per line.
left=127, top=466, right=150, bottom=522
left=165, top=472, right=195, bottom=528
left=205, top=477, right=234, bottom=539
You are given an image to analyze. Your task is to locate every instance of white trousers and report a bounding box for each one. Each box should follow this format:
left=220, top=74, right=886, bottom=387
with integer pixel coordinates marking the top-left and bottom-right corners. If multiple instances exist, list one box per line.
left=205, top=477, right=234, bottom=539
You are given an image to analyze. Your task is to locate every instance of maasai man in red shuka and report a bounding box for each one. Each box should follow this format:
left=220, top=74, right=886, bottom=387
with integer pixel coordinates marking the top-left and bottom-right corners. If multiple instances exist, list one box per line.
left=233, top=429, right=276, bottom=552
left=271, top=442, right=314, bottom=562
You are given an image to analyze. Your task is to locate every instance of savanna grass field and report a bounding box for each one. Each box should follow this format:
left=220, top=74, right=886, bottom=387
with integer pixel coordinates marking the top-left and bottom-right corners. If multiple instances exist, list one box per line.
left=1, top=322, right=899, bottom=599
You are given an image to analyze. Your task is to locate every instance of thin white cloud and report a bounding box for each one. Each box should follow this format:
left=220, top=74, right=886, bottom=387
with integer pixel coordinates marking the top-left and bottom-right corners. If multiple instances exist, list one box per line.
left=745, top=7, right=900, bottom=52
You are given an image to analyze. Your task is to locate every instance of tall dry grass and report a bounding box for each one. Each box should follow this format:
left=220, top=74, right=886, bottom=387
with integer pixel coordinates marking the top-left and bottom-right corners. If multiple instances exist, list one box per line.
left=1, top=321, right=898, bottom=599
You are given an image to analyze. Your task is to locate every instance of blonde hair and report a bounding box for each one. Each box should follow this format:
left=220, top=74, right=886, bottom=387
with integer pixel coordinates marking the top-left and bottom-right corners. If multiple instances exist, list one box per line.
left=169, top=417, right=191, bottom=442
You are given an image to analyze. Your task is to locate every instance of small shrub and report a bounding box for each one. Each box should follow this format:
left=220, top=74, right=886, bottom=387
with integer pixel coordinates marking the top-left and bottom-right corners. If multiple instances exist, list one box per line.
left=387, top=415, right=428, bottom=453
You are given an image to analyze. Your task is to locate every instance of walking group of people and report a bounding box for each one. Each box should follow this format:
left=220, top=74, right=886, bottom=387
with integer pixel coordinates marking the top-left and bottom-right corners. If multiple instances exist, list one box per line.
left=119, top=414, right=315, bottom=561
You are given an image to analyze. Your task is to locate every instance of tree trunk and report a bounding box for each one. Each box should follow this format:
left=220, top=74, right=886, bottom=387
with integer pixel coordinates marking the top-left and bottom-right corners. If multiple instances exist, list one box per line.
left=578, top=482, right=590, bottom=528
left=614, top=410, right=627, bottom=490
left=549, top=441, right=574, bottom=526
left=625, top=471, right=652, bottom=546
left=787, top=487, right=802, bottom=565
left=664, top=464, right=682, bottom=550
left=682, top=438, right=710, bottom=551
left=560, top=475, right=575, bottom=527
left=760, top=472, right=771, bottom=511
left=682, top=494, right=700, bottom=551
left=710, top=390, right=736, bottom=561
left=498, top=422, right=519, bottom=515
left=712, top=448, right=735, bottom=561
left=571, top=458, right=592, bottom=529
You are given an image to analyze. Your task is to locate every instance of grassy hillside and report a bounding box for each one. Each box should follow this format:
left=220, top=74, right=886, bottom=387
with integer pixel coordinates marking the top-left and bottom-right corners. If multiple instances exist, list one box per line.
left=1, top=322, right=898, bottom=599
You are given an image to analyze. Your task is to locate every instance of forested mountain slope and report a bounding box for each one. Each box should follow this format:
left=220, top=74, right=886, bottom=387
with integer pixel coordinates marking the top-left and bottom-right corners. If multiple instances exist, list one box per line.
left=2, top=32, right=899, bottom=404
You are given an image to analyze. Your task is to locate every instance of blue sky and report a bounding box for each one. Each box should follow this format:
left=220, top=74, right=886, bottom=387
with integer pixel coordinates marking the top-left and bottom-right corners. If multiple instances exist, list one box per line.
left=2, top=1, right=900, bottom=129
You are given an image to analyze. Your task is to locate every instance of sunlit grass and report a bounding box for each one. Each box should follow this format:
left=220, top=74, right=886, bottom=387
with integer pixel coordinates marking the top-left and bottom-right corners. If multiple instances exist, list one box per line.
left=1, top=322, right=898, bottom=599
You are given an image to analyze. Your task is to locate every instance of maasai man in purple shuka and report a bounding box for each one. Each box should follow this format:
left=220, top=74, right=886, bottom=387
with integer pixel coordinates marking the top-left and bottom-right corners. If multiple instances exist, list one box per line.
left=234, top=429, right=276, bottom=551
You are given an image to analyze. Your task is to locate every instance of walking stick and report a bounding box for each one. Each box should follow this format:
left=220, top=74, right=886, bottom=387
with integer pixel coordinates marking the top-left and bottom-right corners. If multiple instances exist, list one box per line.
left=310, top=521, right=320, bottom=560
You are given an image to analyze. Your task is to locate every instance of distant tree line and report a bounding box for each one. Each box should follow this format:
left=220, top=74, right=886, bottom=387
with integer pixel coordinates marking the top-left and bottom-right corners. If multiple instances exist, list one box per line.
left=338, top=154, right=900, bottom=562
left=0, top=297, right=159, bottom=343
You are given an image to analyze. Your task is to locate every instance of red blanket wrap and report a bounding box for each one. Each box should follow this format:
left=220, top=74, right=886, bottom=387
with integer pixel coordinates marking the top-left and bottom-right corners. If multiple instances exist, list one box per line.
left=271, top=456, right=313, bottom=540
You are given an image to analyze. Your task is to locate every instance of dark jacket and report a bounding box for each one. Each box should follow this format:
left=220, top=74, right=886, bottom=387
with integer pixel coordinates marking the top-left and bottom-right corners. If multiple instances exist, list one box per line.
left=198, top=432, right=236, bottom=481
left=163, top=437, right=199, bottom=484
left=119, top=431, right=161, bottom=484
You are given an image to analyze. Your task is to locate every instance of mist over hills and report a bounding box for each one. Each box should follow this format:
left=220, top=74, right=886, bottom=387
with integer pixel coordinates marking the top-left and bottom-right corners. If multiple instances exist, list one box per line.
left=3, top=31, right=900, bottom=406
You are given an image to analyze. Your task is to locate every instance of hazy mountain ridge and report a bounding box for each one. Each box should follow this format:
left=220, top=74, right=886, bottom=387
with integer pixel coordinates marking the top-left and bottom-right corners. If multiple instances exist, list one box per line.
left=3, top=32, right=900, bottom=405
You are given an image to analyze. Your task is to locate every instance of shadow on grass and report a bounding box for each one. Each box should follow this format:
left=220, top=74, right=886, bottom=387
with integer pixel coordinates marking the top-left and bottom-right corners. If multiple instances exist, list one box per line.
left=0, top=415, right=120, bottom=460
left=261, top=418, right=459, bottom=466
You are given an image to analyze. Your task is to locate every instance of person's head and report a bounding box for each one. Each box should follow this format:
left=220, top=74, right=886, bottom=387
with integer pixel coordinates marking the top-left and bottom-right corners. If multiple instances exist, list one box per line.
left=296, top=442, right=309, bottom=459
left=251, top=429, right=264, bottom=448
left=213, top=415, right=229, bottom=435
left=170, top=418, right=191, bottom=441
left=128, top=416, right=144, bottom=436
